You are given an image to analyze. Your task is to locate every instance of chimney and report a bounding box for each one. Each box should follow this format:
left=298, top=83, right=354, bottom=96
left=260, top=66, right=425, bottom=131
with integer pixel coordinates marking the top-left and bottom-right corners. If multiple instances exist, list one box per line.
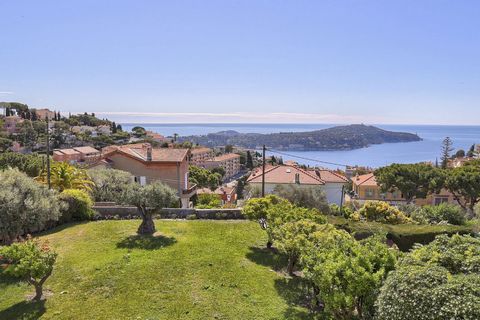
left=294, top=173, right=300, bottom=184
left=146, top=144, right=152, bottom=161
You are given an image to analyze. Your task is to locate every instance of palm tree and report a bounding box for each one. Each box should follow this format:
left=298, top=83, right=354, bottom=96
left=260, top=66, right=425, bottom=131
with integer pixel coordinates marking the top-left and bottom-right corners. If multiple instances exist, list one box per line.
left=36, top=162, right=94, bottom=192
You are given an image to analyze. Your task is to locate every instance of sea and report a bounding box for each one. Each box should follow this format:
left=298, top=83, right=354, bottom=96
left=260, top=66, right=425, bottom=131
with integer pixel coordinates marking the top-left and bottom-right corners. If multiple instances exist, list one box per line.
left=121, top=123, right=480, bottom=170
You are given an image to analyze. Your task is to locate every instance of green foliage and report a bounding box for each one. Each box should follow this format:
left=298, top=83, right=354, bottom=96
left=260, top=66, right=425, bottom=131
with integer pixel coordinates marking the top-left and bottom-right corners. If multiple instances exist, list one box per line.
left=376, top=234, right=480, bottom=320
left=64, top=113, right=110, bottom=127
left=188, top=165, right=222, bottom=190
left=274, top=220, right=325, bottom=274
left=88, top=168, right=134, bottom=202
left=410, top=203, right=466, bottom=225
left=210, top=166, right=225, bottom=178
left=59, top=189, right=95, bottom=222
left=301, top=227, right=398, bottom=319
left=131, top=126, right=146, bottom=138
left=0, top=239, right=57, bottom=301
left=353, top=201, right=412, bottom=224
left=246, top=150, right=254, bottom=169
left=374, top=163, right=444, bottom=202
left=242, top=195, right=326, bottom=247
left=196, top=193, right=222, bottom=209
left=0, top=137, right=13, bottom=152
left=445, top=161, right=480, bottom=212
left=121, top=182, right=178, bottom=234
left=273, top=184, right=330, bottom=213
left=0, top=169, right=63, bottom=244
left=0, top=152, right=45, bottom=177
left=36, top=161, right=94, bottom=192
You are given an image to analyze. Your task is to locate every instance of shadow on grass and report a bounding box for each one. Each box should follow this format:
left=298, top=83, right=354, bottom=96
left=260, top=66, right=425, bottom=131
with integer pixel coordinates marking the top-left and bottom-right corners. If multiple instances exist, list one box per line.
left=116, top=234, right=177, bottom=250
left=0, top=300, right=46, bottom=320
left=245, top=246, right=287, bottom=271
left=246, top=247, right=314, bottom=319
left=275, top=277, right=313, bottom=319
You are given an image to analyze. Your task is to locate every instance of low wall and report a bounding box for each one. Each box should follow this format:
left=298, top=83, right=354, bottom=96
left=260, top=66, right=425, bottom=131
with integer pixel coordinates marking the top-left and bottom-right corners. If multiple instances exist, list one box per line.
left=93, top=203, right=244, bottom=220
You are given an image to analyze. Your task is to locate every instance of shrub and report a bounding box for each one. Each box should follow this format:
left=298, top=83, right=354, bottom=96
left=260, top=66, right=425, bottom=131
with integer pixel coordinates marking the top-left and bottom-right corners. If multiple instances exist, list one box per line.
left=59, top=189, right=95, bottom=222
left=273, top=184, right=330, bottom=213
left=301, top=228, right=398, bottom=319
left=196, top=193, right=222, bottom=209
left=0, top=239, right=57, bottom=301
left=354, top=201, right=411, bottom=224
left=410, top=203, right=466, bottom=225
left=88, top=168, right=134, bottom=202
left=0, top=169, right=63, bottom=244
left=376, top=234, right=480, bottom=320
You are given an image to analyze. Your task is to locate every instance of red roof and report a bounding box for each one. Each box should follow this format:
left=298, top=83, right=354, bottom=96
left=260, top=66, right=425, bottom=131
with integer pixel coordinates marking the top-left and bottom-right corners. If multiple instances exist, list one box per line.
left=247, top=165, right=325, bottom=185
left=352, top=173, right=377, bottom=187
left=103, top=143, right=188, bottom=163
left=308, top=169, right=348, bottom=183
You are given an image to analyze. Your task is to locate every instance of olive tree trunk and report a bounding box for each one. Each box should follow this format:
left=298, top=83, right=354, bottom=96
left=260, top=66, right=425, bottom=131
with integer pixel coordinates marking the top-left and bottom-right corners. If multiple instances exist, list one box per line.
left=137, top=206, right=156, bottom=235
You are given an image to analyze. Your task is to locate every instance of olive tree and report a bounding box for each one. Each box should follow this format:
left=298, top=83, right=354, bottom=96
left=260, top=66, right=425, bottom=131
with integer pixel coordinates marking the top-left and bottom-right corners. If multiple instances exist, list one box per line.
left=88, top=168, right=134, bottom=202
left=273, top=184, right=330, bottom=213
left=0, top=240, right=57, bottom=301
left=242, top=195, right=326, bottom=248
left=0, top=169, right=63, bottom=244
left=121, top=182, right=178, bottom=235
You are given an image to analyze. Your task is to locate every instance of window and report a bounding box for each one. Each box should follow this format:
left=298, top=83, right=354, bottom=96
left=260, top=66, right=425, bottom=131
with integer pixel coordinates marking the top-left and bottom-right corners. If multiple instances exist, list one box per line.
left=434, top=197, right=449, bottom=205
left=365, top=188, right=375, bottom=198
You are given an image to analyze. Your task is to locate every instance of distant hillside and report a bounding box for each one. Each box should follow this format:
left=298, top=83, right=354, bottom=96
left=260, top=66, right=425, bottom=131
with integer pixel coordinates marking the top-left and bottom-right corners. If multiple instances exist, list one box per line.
left=179, top=124, right=422, bottom=151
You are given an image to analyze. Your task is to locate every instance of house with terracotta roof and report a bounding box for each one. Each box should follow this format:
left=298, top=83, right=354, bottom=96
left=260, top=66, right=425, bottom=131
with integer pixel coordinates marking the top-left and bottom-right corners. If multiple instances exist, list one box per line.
left=197, top=185, right=237, bottom=205
left=204, top=153, right=241, bottom=180
left=53, top=146, right=101, bottom=164
left=3, top=116, right=24, bottom=134
left=93, top=143, right=196, bottom=208
left=352, top=172, right=456, bottom=206
left=146, top=131, right=169, bottom=144
left=35, top=108, right=55, bottom=120
left=247, top=164, right=348, bottom=205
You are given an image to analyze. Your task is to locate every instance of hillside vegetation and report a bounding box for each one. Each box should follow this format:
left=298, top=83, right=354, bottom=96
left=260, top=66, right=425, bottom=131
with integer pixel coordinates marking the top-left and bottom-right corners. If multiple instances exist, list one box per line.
left=180, top=124, right=422, bottom=150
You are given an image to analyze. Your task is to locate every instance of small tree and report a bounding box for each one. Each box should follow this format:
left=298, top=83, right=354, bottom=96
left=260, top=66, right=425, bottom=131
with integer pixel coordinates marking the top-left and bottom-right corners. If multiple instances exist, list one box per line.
left=121, top=182, right=178, bottom=235
left=88, top=168, right=134, bottom=202
left=0, top=169, right=63, bottom=244
left=275, top=220, right=324, bottom=275
left=273, top=184, right=330, bottom=213
left=375, top=163, right=444, bottom=203
left=0, top=240, right=57, bottom=301
left=441, top=136, right=454, bottom=168
left=36, top=161, right=94, bottom=192
left=445, top=161, right=480, bottom=215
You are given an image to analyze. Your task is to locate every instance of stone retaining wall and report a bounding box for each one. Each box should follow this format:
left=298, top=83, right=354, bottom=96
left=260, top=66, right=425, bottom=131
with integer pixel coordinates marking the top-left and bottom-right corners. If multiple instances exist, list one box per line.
left=93, top=203, right=244, bottom=220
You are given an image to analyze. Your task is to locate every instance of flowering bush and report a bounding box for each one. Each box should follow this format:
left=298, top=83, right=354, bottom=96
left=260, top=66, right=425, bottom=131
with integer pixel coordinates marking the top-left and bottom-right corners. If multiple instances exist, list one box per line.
left=353, top=201, right=411, bottom=224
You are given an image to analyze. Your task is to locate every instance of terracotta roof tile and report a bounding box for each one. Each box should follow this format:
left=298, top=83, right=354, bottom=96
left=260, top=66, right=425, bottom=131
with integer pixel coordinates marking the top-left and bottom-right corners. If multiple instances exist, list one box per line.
left=104, top=143, right=188, bottom=163
left=247, top=165, right=325, bottom=185
left=353, top=173, right=377, bottom=187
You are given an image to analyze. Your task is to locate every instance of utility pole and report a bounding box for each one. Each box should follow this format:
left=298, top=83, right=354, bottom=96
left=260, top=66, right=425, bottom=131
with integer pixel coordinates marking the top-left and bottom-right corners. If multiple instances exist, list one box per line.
left=262, top=145, right=266, bottom=197
left=46, top=116, right=51, bottom=189
left=340, top=184, right=345, bottom=212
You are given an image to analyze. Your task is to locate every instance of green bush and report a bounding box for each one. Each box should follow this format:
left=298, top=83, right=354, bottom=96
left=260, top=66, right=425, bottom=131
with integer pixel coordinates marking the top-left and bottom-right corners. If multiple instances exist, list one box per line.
left=410, top=203, right=466, bottom=225
left=353, top=201, right=411, bottom=224
left=59, top=189, right=95, bottom=222
left=196, top=193, right=222, bottom=209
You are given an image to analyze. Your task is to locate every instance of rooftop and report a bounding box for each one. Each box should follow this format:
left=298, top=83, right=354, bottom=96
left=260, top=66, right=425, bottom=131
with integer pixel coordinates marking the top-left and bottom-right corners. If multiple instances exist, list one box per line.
left=247, top=165, right=325, bottom=185
left=212, top=153, right=240, bottom=161
left=103, top=143, right=189, bottom=163
left=352, top=173, right=378, bottom=187
left=190, top=147, right=213, bottom=154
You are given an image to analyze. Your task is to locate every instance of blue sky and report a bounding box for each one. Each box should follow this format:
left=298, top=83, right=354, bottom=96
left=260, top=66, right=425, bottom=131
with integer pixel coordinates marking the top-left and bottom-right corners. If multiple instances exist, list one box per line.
left=1, top=0, right=479, bottom=124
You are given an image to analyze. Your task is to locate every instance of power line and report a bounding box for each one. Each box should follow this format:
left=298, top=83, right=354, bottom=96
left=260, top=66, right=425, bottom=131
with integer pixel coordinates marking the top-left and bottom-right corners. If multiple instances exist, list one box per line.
left=265, top=147, right=352, bottom=168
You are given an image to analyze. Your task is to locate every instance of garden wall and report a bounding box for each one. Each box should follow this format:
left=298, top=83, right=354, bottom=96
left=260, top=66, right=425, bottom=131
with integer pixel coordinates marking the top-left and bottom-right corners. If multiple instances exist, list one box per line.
left=93, top=203, right=244, bottom=220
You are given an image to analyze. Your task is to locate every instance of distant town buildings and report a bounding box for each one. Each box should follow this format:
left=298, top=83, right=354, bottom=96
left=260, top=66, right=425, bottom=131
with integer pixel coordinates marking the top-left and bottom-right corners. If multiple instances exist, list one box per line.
left=204, top=153, right=241, bottom=180
left=35, top=108, right=56, bottom=120
left=197, top=184, right=237, bottom=205
left=53, top=146, right=101, bottom=164
left=189, top=147, right=214, bottom=166
left=2, top=116, right=24, bottom=134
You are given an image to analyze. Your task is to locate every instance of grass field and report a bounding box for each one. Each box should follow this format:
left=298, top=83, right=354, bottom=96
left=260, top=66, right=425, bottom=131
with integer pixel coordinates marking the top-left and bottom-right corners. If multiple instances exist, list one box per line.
left=0, top=220, right=312, bottom=320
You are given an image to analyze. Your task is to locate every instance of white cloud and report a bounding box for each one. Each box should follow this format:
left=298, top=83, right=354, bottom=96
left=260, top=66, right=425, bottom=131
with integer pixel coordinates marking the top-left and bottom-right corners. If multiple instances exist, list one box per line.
left=0, top=91, right=14, bottom=96
left=87, top=111, right=389, bottom=124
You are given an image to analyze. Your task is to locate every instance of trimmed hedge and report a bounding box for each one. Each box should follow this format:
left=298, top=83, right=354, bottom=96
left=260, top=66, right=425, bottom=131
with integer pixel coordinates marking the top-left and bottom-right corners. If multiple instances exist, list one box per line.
left=59, top=189, right=95, bottom=222
left=327, top=216, right=476, bottom=252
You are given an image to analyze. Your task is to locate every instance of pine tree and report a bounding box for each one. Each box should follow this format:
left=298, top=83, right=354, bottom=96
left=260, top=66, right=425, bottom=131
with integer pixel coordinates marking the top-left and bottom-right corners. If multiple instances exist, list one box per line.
left=441, top=137, right=454, bottom=168
left=112, top=121, right=117, bottom=134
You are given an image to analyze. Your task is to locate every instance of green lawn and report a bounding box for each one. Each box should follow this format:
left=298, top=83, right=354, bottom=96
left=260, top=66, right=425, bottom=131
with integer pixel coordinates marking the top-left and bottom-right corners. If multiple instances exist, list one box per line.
left=0, top=220, right=312, bottom=320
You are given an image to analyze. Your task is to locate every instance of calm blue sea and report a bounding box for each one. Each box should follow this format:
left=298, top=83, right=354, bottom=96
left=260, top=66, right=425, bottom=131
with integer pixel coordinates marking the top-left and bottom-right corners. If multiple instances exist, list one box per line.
left=121, top=123, right=480, bottom=169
